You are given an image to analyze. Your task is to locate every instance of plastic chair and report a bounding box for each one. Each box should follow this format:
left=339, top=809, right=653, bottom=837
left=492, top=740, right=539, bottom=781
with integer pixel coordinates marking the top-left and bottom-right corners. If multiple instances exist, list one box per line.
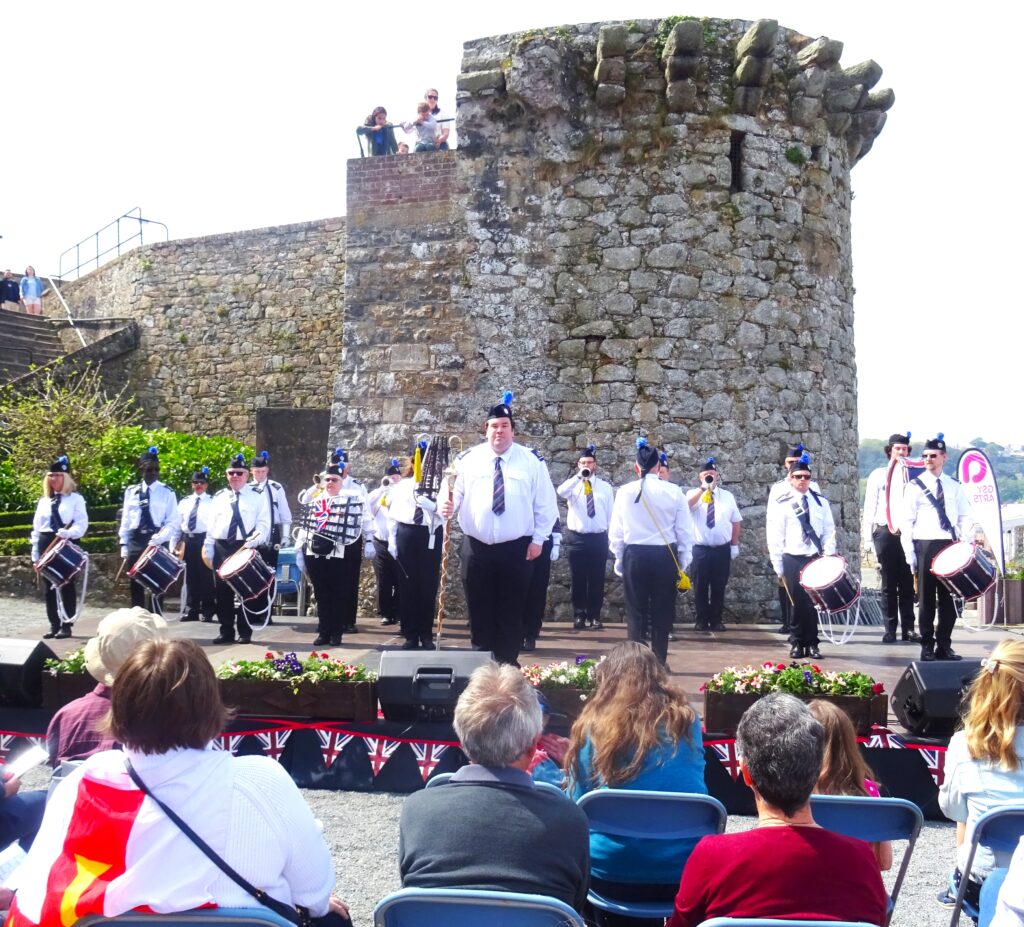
left=948, top=803, right=1024, bottom=927
left=47, top=760, right=84, bottom=801
left=76, top=907, right=296, bottom=927
left=273, top=548, right=305, bottom=616
left=373, top=887, right=585, bottom=927
left=698, top=920, right=879, bottom=927
left=577, top=789, right=728, bottom=920
left=424, top=770, right=567, bottom=798
left=809, top=794, right=923, bottom=924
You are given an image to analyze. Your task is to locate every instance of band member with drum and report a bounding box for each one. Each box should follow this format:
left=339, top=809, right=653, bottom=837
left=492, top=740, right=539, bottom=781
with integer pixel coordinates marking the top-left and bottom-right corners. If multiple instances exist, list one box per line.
left=30, top=456, right=88, bottom=639
left=766, top=454, right=835, bottom=660
left=203, top=454, right=271, bottom=645
left=899, top=433, right=977, bottom=662
left=686, top=457, right=742, bottom=632
left=862, top=432, right=919, bottom=644
left=118, top=446, right=178, bottom=609
left=609, top=438, right=694, bottom=664
left=176, top=467, right=215, bottom=623
left=558, top=443, right=614, bottom=633
left=249, top=451, right=292, bottom=570
left=368, top=458, right=402, bottom=627
left=387, top=454, right=443, bottom=650
left=295, top=449, right=375, bottom=646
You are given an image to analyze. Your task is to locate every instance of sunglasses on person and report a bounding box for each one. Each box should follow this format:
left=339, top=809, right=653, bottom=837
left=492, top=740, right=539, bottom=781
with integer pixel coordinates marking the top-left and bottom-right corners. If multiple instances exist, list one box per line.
left=226, top=470, right=247, bottom=477
left=922, top=453, right=941, bottom=459
left=191, top=479, right=208, bottom=484
left=791, top=474, right=811, bottom=480
left=323, top=476, right=342, bottom=483
left=426, top=94, right=438, bottom=100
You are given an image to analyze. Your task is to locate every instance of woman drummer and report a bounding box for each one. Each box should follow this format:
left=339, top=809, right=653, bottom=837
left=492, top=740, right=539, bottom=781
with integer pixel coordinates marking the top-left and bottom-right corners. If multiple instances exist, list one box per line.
left=30, top=456, right=88, bottom=639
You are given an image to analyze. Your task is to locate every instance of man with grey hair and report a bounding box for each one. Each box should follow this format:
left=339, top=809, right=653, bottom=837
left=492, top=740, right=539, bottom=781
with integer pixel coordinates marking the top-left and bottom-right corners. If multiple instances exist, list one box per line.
left=398, top=663, right=590, bottom=910
left=666, top=694, right=887, bottom=927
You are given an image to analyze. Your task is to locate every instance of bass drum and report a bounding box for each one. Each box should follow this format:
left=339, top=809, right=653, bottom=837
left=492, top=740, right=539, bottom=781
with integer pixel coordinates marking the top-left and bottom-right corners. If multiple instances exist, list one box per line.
left=799, top=555, right=861, bottom=614
left=218, top=548, right=275, bottom=601
left=128, top=545, right=184, bottom=595
left=931, top=542, right=997, bottom=601
left=35, top=540, right=88, bottom=588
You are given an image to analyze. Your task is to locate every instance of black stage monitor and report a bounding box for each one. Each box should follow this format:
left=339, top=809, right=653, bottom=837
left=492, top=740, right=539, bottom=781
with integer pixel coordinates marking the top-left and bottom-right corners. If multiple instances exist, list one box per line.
left=0, top=639, right=58, bottom=707
left=377, top=649, right=492, bottom=722
left=891, top=659, right=982, bottom=737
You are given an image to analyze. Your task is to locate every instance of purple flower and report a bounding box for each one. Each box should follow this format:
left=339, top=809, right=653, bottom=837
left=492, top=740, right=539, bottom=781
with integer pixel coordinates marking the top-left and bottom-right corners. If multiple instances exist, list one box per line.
left=575, top=654, right=588, bottom=665
left=803, top=670, right=813, bottom=684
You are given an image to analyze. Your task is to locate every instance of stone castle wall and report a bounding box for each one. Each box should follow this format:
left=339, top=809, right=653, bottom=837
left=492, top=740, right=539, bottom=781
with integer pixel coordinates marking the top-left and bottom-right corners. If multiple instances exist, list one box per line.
left=50, top=218, right=346, bottom=442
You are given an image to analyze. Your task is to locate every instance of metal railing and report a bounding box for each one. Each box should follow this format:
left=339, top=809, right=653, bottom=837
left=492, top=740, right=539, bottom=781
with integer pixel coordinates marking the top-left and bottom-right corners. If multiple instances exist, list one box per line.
left=58, top=207, right=169, bottom=280
left=44, top=276, right=86, bottom=348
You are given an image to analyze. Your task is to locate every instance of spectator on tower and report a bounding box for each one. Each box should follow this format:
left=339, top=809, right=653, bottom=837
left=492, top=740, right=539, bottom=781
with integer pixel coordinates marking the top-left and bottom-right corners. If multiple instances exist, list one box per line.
left=19, top=266, right=43, bottom=316
left=402, top=102, right=438, bottom=153
left=1, top=270, right=21, bottom=311
left=357, top=106, right=398, bottom=156
left=424, top=88, right=450, bottom=150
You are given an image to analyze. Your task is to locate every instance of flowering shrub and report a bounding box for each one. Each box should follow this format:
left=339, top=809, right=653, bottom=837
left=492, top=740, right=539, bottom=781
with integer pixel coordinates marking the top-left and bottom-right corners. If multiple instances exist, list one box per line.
left=702, top=661, right=883, bottom=699
left=215, top=651, right=376, bottom=685
left=43, top=648, right=88, bottom=676
left=521, top=656, right=602, bottom=693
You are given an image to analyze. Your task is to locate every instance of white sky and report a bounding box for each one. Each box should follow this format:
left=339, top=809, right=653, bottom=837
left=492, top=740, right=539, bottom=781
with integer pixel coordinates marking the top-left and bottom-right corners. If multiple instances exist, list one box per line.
left=4, top=1, right=1020, bottom=447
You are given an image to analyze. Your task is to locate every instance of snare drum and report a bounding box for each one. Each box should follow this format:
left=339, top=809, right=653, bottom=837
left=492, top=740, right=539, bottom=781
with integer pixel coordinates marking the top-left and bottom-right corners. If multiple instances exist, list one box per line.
left=799, top=555, right=861, bottom=613
left=218, top=548, right=275, bottom=601
left=128, top=545, right=185, bottom=596
left=35, top=539, right=88, bottom=588
left=931, top=541, right=996, bottom=601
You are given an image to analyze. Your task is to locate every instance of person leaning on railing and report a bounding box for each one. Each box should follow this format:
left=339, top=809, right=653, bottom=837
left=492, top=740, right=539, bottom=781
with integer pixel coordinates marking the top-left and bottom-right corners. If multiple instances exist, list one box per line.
left=357, top=105, right=398, bottom=156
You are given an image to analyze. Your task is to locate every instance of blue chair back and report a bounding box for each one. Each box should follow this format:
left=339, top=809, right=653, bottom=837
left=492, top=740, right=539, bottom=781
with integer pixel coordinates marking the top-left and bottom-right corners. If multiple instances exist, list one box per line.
left=275, top=548, right=299, bottom=594
left=809, top=793, right=923, bottom=922
left=949, top=803, right=1024, bottom=927
left=425, top=770, right=567, bottom=799
left=577, top=790, right=727, bottom=920
left=698, top=920, right=879, bottom=927
left=373, top=887, right=585, bottom=927
left=76, top=907, right=296, bottom=927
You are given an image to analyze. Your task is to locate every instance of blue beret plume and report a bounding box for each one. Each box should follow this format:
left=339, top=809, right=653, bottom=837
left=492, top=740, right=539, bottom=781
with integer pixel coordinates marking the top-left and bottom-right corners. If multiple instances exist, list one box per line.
left=390, top=457, right=398, bottom=468
left=148, top=446, right=159, bottom=456
left=660, top=452, right=668, bottom=465
left=201, top=466, right=209, bottom=477
left=258, top=450, right=269, bottom=462
left=586, top=444, right=595, bottom=456
left=799, top=453, right=810, bottom=465
left=937, top=432, right=944, bottom=441
left=906, top=430, right=912, bottom=439
left=502, top=390, right=514, bottom=405
left=57, top=455, right=68, bottom=466
left=636, top=437, right=647, bottom=450
left=707, top=456, right=716, bottom=466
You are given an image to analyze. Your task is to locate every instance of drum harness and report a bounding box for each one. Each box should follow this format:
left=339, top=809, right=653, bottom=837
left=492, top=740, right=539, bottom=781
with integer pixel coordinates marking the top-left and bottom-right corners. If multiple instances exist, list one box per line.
left=38, top=526, right=89, bottom=626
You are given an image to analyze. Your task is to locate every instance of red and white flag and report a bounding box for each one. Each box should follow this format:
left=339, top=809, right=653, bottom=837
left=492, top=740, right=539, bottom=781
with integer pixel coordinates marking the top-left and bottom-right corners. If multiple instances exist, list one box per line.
left=211, top=734, right=243, bottom=754
left=410, top=743, right=448, bottom=782
left=255, top=730, right=291, bottom=762
left=708, top=741, right=742, bottom=781
left=317, top=732, right=354, bottom=770
left=362, top=737, right=400, bottom=776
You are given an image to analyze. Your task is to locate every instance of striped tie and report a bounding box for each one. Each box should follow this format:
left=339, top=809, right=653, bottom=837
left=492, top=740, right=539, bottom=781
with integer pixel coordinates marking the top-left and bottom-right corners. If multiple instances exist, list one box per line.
left=585, top=480, right=595, bottom=518
left=492, top=458, right=505, bottom=515
left=188, top=496, right=200, bottom=531
left=414, top=504, right=423, bottom=525
left=706, top=496, right=715, bottom=529
left=50, top=496, right=63, bottom=533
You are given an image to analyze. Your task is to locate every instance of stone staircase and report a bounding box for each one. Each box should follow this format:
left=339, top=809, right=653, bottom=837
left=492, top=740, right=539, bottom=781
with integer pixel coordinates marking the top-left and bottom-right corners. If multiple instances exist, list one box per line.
left=0, top=308, right=66, bottom=382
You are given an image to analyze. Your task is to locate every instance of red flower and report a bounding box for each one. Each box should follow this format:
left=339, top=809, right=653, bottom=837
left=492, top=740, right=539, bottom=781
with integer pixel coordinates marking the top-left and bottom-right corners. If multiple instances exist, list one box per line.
left=699, top=683, right=706, bottom=692
left=776, top=663, right=786, bottom=670
left=872, top=682, right=885, bottom=694
left=811, top=665, right=821, bottom=674
left=320, top=652, right=330, bottom=659
left=264, top=652, right=274, bottom=659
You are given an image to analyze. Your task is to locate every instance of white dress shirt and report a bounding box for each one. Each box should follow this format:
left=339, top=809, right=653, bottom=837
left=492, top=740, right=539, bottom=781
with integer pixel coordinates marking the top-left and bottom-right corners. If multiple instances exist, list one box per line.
left=688, top=486, right=742, bottom=547
left=862, top=465, right=890, bottom=537
left=251, top=478, right=292, bottom=541
left=557, top=474, right=614, bottom=533
left=899, top=471, right=975, bottom=564
left=202, top=486, right=272, bottom=561
left=609, top=475, right=694, bottom=570
left=177, top=492, right=213, bottom=536
left=452, top=442, right=558, bottom=546
left=367, top=483, right=392, bottom=539
left=768, top=477, right=820, bottom=504
left=30, top=492, right=89, bottom=561
left=766, top=486, right=837, bottom=576
left=118, top=481, right=179, bottom=548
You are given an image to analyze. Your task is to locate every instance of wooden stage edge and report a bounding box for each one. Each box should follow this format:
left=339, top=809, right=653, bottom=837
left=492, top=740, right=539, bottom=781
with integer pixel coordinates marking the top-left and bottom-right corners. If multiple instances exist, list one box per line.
left=19, top=602, right=1024, bottom=735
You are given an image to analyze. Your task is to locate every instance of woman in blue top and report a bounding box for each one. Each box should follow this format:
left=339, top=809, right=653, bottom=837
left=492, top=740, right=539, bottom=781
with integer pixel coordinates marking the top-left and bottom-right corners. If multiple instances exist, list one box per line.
left=20, top=266, right=44, bottom=315
left=564, top=641, right=705, bottom=926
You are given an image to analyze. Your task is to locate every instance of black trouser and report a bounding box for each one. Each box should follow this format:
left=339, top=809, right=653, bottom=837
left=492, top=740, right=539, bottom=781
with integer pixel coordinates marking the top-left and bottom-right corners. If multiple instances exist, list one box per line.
left=461, top=535, right=534, bottom=665
left=564, top=529, right=608, bottom=623
left=182, top=533, right=215, bottom=620
left=306, top=554, right=350, bottom=639
left=873, top=525, right=915, bottom=635
left=213, top=538, right=250, bottom=640
left=692, top=543, right=731, bottom=628
left=916, top=538, right=957, bottom=651
left=396, top=523, right=442, bottom=645
left=523, top=535, right=554, bottom=638
left=338, top=542, right=363, bottom=630
left=126, top=530, right=155, bottom=608
left=258, top=545, right=280, bottom=569
left=783, top=553, right=819, bottom=649
left=372, top=536, right=400, bottom=622
left=37, top=531, right=77, bottom=631
left=623, top=544, right=677, bottom=663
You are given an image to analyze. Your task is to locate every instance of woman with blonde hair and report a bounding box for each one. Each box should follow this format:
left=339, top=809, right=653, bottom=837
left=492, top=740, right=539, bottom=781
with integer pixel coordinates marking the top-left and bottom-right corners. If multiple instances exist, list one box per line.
left=561, top=641, right=706, bottom=925
left=29, top=455, right=88, bottom=638
left=808, top=699, right=892, bottom=871
left=938, top=639, right=1024, bottom=908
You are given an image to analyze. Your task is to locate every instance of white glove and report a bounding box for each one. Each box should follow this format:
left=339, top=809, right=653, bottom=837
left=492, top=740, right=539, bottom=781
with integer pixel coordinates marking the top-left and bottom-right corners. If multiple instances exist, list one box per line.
left=550, top=544, right=560, bottom=563
left=417, top=495, right=437, bottom=513
left=120, top=545, right=129, bottom=559
left=909, top=555, right=917, bottom=572
left=243, top=535, right=260, bottom=550
left=613, top=560, right=623, bottom=577
left=295, top=548, right=306, bottom=575
left=730, top=545, right=739, bottom=560
left=364, top=541, right=376, bottom=560
left=31, top=548, right=39, bottom=564
left=56, top=528, right=73, bottom=539
left=388, top=543, right=398, bottom=560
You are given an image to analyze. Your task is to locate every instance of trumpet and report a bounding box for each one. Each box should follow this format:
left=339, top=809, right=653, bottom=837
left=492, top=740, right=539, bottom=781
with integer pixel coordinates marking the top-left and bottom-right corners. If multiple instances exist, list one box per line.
left=580, top=467, right=593, bottom=479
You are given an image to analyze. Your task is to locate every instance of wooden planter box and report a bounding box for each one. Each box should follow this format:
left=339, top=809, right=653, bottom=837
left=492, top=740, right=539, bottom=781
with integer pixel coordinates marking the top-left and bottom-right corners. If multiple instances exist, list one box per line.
left=978, top=579, right=1024, bottom=625
left=42, top=673, right=97, bottom=710
left=538, top=687, right=589, bottom=736
left=703, top=690, right=888, bottom=737
left=217, top=678, right=377, bottom=721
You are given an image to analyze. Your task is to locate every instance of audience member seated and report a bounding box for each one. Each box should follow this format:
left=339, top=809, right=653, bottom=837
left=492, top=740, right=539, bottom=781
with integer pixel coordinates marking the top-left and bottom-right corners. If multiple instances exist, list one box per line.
left=555, top=641, right=705, bottom=926
left=46, top=607, right=167, bottom=766
left=399, top=663, right=590, bottom=910
left=0, top=770, right=45, bottom=859
left=666, top=693, right=887, bottom=927
left=7, top=639, right=350, bottom=927
left=939, top=638, right=1024, bottom=910
left=401, top=102, right=438, bottom=153
left=989, top=836, right=1024, bottom=927
left=808, top=698, right=893, bottom=871
left=357, top=106, right=398, bottom=156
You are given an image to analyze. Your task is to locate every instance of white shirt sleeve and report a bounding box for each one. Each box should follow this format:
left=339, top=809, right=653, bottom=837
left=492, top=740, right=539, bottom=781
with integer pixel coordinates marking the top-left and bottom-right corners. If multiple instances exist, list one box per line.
left=674, top=489, right=694, bottom=571
left=766, top=499, right=785, bottom=576
left=609, top=488, right=625, bottom=563
left=937, top=731, right=971, bottom=823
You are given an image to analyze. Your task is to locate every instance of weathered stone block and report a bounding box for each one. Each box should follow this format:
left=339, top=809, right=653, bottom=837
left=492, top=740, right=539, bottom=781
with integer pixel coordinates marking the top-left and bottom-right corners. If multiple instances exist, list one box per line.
left=593, top=364, right=631, bottom=382
left=735, top=55, right=771, bottom=87
left=665, top=55, right=699, bottom=81
left=594, top=58, right=626, bottom=84
left=457, top=69, right=507, bottom=93
left=733, top=86, right=764, bottom=115
left=597, top=24, right=628, bottom=58
left=830, top=59, right=882, bottom=91
left=662, top=20, right=703, bottom=59
left=389, top=344, right=430, bottom=371
left=735, top=19, right=777, bottom=59
left=795, top=36, right=843, bottom=70
left=602, top=247, right=642, bottom=270
left=666, top=80, right=697, bottom=113
left=646, top=243, right=689, bottom=269
left=596, top=83, right=627, bottom=108
left=635, top=360, right=664, bottom=383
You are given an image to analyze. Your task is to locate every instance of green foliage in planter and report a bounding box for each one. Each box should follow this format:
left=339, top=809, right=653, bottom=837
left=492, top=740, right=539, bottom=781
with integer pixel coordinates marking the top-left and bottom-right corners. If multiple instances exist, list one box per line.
left=522, top=656, right=602, bottom=692
left=702, top=660, right=883, bottom=698
left=44, top=647, right=88, bottom=675
left=215, top=650, right=376, bottom=685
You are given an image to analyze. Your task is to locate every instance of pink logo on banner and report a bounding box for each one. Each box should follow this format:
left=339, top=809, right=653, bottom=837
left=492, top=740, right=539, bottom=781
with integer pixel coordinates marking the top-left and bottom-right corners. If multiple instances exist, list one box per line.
left=961, top=452, right=988, bottom=484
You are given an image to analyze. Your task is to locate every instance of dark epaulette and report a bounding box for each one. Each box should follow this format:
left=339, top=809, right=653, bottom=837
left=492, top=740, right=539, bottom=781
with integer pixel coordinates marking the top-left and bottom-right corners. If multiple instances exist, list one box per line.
left=776, top=491, right=794, bottom=504
left=455, top=447, right=472, bottom=462
left=350, top=478, right=364, bottom=487
left=215, top=488, right=233, bottom=498
left=526, top=445, right=546, bottom=461
left=808, top=488, right=825, bottom=507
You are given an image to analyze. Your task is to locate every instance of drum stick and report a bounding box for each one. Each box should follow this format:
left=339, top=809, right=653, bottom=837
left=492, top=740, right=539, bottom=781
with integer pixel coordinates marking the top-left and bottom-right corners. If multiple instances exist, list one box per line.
left=780, top=576, right=795, bottom=607
left=114, top=558, right=127, bottom=585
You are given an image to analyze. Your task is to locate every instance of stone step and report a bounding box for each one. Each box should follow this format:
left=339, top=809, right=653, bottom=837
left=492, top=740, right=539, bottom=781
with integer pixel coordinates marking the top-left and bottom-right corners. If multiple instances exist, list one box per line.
left=0, top=309, right=67, bottom=382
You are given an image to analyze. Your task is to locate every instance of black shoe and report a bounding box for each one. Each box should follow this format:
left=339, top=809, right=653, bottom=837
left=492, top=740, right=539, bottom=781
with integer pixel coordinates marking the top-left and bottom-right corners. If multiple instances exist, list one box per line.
left=936, top=647, right=963, bottom=661
left=43, top=630, right=58, bottom=639
left=668, top=631, right=679, bottom=642
left=694, top=623, right=709, bottom=632
left=55, top=626, right=72, bottom=639
left=589, top=619, right=604, bottom=631
left=380, top=617, right=397, bottom=626
left=329, top=636, right=342, bottom=647
left=790, top=645, right=805, bottom=659
left=921, top=648, right=936, bottom=662
left=313, top=634, right=330, bottom=646
left=775, top=624, right=791, bottom=634
left=881, top=632, right=897, bottom=643
left=573, top=616, right=586, bottom=630
left=420, top=638, right=435, bottom=650
left=343, top=625, right=358, bottom=633
left=709, top=623, right=726, bottom=632
left=181, top=615, right=200, bottom=623
left=522, top=637, right=537, bottom=652
left=807, top=646, right=823, bottom=660
left=237, top=636, right=252, bottom=645
left=201, top=615, right=215, bottom=623
left=213, top=634, right=236, bottom=645
left=903, top=631, right=922, bottom=643
left=401, top=639, right=419, bottom=650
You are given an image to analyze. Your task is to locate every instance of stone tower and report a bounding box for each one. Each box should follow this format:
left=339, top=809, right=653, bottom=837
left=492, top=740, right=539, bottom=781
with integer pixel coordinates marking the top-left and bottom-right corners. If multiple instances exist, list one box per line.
left=333, top=17, right=892, bottom=620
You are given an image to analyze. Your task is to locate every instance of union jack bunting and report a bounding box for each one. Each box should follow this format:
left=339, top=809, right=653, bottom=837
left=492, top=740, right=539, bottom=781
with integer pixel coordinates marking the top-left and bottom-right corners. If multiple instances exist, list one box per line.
left=865, top=728, right=906, bottom=750
left=411, top=743, right=449, bottom=782
left=318, top=731, right=355, bottom=770
left=709, top=741, right=742, bottom=781
left=312, top=496, right=333, bottom=531
left=362, top=736, right=401, bottom=776
left=255, top=730, right=292, bottom=762
left=211, top=734, right=244, bottom=754
left=0, top=733, right=18, bottom=762
left=916, top=746, right=947, bottom=787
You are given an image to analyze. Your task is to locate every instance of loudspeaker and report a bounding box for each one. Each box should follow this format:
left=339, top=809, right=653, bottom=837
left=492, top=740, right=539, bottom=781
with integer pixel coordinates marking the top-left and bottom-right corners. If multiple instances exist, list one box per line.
left=891, top=659, right=982, bottom=736
left=377, top=649, right=492, bottom=722
left=0, top=639, right=58, bottom=708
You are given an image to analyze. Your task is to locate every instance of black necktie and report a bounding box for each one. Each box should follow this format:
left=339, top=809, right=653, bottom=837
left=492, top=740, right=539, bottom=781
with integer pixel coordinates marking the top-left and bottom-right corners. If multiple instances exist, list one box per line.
left=138, top=487, right=156, bottom=532
left=229, top=492, right=246, bottom=540
left=492, top=458, right=505, bottom=515
left=934, top=478, right=955, bottom=536
left=706, top=495, right=715, bottom=529
left=188, top=496, right=200, bottom=531
left=798, top=495, right=823, bottom=555
left=50, top=496, right=62, bottom=533
left=414, top=504, right=424, bottom=525
left=265, top=483, right=276, bottom=535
